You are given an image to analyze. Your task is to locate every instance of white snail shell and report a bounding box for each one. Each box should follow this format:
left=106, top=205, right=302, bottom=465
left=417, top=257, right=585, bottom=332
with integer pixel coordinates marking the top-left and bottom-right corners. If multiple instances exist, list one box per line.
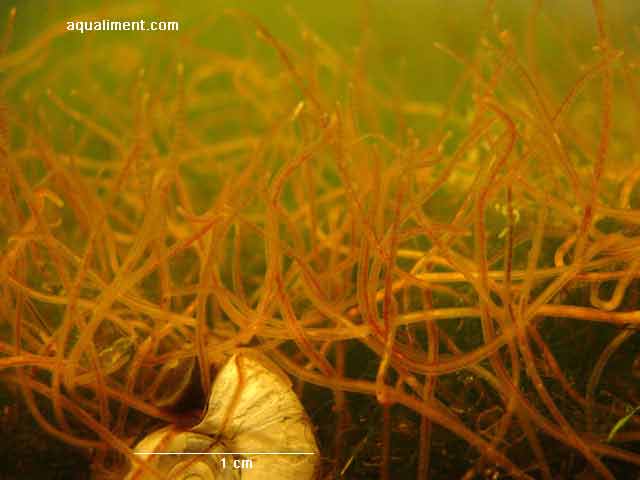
left=126, top=425, right=238, bottom=480
left=125, top=352, right=319, bottom=479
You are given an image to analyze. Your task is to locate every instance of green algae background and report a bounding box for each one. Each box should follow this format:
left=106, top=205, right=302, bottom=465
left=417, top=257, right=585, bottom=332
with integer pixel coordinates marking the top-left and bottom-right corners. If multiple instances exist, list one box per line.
left=3, top=1, right=635, bottom=116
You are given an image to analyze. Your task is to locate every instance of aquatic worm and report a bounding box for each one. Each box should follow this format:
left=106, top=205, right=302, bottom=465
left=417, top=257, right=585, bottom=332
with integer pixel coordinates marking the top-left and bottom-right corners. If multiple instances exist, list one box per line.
left=126, top=351, right=319, bottom=480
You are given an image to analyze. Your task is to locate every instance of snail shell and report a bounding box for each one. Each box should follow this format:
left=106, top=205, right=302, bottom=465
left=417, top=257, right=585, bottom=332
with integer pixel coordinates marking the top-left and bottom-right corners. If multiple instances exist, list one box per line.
left=126, top=352, right=319, bottom=479
left=125, top=425, right=239, bottom=480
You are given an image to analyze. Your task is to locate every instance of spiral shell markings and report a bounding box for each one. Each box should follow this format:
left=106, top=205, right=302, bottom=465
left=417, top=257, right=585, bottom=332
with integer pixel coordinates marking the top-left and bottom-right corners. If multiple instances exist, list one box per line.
left=125, top=352, right=319, bottom=479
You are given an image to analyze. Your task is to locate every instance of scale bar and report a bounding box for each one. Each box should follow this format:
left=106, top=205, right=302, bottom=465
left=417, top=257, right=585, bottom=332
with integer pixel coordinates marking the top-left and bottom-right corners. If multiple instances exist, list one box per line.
left=134, top=452, right=315, bottom=456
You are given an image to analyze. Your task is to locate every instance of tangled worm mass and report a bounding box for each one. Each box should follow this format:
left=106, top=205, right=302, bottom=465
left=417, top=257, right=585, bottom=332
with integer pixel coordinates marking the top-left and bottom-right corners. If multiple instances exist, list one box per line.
left=1, top=1, right=640, bottom=479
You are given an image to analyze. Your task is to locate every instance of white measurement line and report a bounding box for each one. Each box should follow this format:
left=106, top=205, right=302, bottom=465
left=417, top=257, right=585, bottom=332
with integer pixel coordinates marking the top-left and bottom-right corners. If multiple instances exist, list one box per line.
left=134, top=452, right=315, bottom=455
